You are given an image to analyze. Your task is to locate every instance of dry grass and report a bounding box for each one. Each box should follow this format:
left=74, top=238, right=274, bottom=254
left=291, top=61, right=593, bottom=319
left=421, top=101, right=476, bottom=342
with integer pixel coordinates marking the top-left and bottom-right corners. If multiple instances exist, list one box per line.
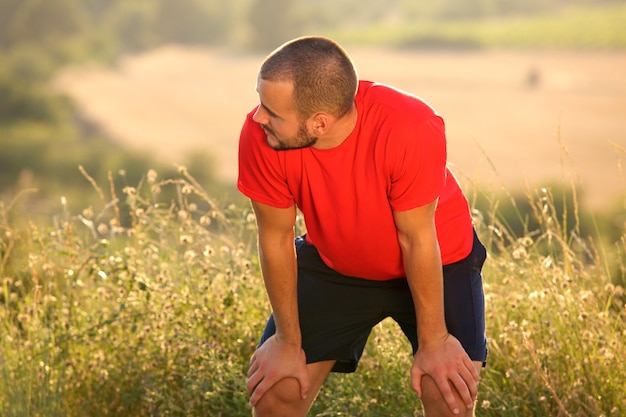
left=0, top=167, right=624, bottom=416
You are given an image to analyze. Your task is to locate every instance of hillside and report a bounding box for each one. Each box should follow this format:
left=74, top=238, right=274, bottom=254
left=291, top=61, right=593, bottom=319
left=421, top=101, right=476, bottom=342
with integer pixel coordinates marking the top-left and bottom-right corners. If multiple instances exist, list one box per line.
left=54, top=46, right=626, bottom=209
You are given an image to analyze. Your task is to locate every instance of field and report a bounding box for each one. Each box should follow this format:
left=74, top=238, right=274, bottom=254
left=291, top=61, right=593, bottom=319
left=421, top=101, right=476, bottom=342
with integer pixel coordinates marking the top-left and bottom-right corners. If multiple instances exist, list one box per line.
left=1, top=165, right=624, bottom=416
left=4, top=1, right=626, bottom=414
left=1, top=45, right=621, bottom=416
left=54, top=46, right=626, bottom=210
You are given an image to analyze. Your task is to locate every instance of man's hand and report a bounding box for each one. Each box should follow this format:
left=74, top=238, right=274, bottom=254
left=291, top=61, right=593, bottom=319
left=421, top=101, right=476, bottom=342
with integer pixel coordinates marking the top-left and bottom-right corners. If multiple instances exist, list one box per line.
left=246, top=334, right=310, bottom=407
left=411, top=333, right=479, bottom=415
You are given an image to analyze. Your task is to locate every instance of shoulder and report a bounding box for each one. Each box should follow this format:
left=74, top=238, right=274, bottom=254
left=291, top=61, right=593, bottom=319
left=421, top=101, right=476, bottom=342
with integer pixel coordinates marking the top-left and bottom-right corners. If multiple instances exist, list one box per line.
left=356, top=81, right=444, bottom=143
left=357, top=80, right=438, bottom=122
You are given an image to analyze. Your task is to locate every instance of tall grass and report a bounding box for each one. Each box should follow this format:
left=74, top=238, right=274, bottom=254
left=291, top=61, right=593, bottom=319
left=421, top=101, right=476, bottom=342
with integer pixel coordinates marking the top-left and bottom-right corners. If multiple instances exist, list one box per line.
left=0, top=167, right=624, bottom=416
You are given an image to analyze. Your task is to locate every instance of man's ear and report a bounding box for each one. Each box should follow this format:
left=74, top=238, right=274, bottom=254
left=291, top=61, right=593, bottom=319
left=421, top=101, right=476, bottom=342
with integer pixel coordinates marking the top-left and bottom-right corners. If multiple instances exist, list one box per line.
left=310, top=112, right=331, bottom=135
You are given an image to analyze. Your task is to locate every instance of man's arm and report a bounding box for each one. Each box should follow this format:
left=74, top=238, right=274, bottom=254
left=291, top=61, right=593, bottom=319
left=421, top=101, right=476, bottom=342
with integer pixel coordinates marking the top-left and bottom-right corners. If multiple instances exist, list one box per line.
left=393, top=200, right=478, bottom=415
left=245, top=200, right=310, bottom=406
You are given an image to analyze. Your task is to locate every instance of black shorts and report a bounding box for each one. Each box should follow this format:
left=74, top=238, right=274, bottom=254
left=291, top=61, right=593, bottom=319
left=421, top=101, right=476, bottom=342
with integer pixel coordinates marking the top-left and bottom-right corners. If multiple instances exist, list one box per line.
left=258, top=231, right=488, bottom=373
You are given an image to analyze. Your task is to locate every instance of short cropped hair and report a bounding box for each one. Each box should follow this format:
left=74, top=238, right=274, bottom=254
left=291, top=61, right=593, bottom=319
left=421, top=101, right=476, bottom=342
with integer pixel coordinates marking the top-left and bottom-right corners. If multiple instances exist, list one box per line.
left=259, top=36, right=358, bottom=119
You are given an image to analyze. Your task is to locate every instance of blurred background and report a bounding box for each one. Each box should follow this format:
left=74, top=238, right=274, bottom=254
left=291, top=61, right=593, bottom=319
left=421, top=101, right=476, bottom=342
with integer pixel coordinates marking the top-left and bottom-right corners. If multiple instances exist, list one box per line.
left=1, top=0, right=625, bottom=233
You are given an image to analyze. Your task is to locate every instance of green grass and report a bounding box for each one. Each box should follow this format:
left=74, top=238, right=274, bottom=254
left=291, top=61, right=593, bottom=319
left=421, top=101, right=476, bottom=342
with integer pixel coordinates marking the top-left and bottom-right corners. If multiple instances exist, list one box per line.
left=333, top=4, right=626, bottom=50
left=0, top=167, right=624, bottom=416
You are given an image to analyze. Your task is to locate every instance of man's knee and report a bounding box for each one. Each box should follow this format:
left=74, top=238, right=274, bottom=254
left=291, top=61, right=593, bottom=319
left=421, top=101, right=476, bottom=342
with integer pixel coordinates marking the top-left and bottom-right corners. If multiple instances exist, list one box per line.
left=253, top=377, right=307, bottom=417
left=420, top=374, right=476, bottom=417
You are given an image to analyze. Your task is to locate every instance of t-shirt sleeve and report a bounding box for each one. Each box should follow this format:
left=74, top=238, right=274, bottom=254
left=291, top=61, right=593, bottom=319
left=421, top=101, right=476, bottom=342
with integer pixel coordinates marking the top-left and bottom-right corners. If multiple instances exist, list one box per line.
left=388, top=115, right=447, bottom=211
left=237, top=110, right=295, bottom=208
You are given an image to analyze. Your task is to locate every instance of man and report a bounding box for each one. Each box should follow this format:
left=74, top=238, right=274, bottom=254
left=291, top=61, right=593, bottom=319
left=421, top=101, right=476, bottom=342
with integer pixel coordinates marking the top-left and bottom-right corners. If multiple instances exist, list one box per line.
left=238, top=36, right=488, bottom=417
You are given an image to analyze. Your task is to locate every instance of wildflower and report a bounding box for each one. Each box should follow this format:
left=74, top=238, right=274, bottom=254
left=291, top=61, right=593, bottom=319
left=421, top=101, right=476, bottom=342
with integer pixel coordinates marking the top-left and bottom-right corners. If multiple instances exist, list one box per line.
left=123, top=186, right=137, bottom=195
left=178, top=210, right=188, bottom=220
left=541, top=256, right=553, bottom=268
left=203, top=246, right=214, bottom=257
left=602, top=349, right=615, bottom=360
left=188, top=203, right=198, bottom=213
left=481, top=400, right=491, bottom=409
left=147, top=169, right=158, bottom=184
left=82, top=206, right=94, bottom=219
left=520, top=236, right=533, bottom=247
left=512, top=247, right=527, bottom=260
left=97, top=223, right=109, bottom=235
left=200, top=215, right=212, bottom=225
left=489, top=225, right=502, bottom=238
left=180, top=235, right=193, bottom=245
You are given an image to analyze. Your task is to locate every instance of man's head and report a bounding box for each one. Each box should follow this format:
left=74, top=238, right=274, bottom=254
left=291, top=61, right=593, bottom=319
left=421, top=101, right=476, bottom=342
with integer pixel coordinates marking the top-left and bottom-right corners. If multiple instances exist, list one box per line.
left=253, top=36, right=359, bottom=150
left=259, top=36, right=358, bottom=120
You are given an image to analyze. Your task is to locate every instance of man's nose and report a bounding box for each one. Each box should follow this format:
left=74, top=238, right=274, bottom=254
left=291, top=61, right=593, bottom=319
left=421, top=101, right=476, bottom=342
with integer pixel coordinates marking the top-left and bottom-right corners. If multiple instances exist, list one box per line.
left=252, top=106, right=267, bottom=124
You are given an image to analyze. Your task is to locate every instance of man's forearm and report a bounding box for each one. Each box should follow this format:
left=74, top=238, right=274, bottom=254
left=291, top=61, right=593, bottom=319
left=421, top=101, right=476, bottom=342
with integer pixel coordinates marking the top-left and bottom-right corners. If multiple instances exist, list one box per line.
left=258, top=232, right=301, bottom=345
left=408, top=266, right=448, bottom=345
left=400, top=231, right=448, bottom=345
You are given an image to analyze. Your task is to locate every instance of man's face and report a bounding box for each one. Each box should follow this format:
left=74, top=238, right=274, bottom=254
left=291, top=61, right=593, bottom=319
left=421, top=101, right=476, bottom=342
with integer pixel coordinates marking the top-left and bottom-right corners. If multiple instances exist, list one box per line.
left=253, top=78, right=318, bottom=150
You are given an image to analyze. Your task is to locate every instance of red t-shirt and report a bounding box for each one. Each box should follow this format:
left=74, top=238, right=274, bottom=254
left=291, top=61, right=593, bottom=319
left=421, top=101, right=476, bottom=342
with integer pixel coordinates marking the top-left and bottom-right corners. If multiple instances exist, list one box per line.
left=238, top=81, right=473, bottom=280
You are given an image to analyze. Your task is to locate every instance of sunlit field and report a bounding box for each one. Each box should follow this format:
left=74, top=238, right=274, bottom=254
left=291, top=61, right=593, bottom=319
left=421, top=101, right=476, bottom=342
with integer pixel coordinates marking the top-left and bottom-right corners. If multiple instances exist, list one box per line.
left=54, top=46, right=626, bottom=211
left=3, top=1, right=626, bottom=414
left=1, top=166, right=624, bottom=416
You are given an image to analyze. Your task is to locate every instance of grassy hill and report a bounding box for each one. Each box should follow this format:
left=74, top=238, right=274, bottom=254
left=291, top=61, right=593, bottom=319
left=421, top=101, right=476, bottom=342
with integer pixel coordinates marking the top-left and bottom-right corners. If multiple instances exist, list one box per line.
left=332, top=3, right=626, bottom=50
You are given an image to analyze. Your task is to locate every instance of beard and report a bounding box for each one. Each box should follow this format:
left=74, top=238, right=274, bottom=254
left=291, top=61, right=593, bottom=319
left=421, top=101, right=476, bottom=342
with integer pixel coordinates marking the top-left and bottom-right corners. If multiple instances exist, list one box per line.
left=263, top=122, right=318, bottom=150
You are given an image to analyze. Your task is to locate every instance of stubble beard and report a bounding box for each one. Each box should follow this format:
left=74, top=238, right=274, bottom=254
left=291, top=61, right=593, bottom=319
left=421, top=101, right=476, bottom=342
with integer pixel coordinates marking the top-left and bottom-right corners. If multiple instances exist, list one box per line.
left=265, top=122, right=318, bottom=151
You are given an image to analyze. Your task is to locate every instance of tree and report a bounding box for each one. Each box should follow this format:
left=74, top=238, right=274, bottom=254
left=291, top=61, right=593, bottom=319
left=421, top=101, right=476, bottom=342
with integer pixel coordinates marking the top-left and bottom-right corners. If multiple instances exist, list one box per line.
left=247, top=0, right=300, bottom=51
left=0, top=0, right=87, bottom=47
